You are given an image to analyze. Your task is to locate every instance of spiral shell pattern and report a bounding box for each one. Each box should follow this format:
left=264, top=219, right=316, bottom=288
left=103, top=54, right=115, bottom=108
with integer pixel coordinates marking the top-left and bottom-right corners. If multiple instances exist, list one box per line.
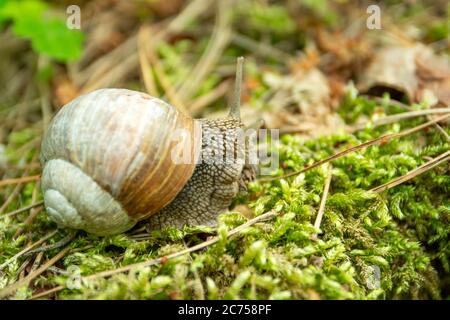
left=40, top=88, right=200, bottom=235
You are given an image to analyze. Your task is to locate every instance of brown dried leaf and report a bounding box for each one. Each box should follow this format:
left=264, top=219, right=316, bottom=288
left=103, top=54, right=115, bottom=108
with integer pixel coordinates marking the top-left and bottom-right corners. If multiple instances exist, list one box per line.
left=358, top=46, right=419, bottom=102
left=52, top=74, right=80, bottom=108
left=147, top=0, right=187, bottom=18
left=358, top=43, right=450, bottom=107
left=415, top=48, right=450, bottom=106
left=416, top=49, right=450, bottom=80
left=241, top=68, right=345, bottom=137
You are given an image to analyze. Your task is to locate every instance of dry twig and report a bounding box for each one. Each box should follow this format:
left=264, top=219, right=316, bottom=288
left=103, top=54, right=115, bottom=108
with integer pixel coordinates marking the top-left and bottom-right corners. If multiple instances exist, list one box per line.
left=0, top=229, right=58, bottom=271
left=0, top=175, right=40, bottom=188
left=313, top=165, right=333, bottom=230
left=0, top=201, right=44, bottom=219
left=261, top=113, right=450, bottom=182
left=176, top=0, right=232, bottom=102
left=29, top=210, right=278, bottom=299
left=0, top=247, right=70, bottom=299
left=370, top=150, right=450, bottom=193
left=349, top=108, right=450, bottom=132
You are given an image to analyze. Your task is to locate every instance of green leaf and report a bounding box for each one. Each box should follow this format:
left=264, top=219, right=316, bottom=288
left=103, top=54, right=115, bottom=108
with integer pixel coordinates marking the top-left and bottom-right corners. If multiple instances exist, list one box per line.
left=13, top=16, right=84, bottom=62
left=0, top=0, right=47, bottom=22
left=0, top=0, right=84, bottom=62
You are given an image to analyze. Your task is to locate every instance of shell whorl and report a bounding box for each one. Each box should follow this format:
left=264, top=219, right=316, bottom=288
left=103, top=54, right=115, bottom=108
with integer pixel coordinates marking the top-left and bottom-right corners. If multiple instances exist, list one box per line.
left=40, top=88, right=201, bottom=235
left=42, top=159, right=135, bottom=235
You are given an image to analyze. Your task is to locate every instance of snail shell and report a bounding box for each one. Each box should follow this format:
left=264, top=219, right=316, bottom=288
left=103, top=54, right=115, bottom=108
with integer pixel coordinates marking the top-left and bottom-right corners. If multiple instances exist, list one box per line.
left=40, top=88, right=201, bottom=235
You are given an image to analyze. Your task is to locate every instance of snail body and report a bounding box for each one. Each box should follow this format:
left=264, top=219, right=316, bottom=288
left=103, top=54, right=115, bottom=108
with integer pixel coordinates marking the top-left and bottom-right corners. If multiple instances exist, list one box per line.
left=40, top=58, right=254, bottom=235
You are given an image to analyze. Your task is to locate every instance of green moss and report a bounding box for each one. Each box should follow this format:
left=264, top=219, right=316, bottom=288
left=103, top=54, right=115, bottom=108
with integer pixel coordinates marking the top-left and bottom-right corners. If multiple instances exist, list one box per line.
left=1, top=91, right=448, bottom=300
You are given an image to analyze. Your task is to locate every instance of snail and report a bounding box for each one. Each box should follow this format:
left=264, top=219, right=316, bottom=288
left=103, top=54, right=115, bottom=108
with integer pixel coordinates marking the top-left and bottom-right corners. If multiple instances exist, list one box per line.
left=40, top=57, right=256, bottom=236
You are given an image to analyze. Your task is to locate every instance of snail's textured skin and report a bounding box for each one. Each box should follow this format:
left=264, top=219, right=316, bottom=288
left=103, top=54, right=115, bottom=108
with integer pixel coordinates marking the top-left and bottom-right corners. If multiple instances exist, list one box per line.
left=147, top=118, right=256, bottom=230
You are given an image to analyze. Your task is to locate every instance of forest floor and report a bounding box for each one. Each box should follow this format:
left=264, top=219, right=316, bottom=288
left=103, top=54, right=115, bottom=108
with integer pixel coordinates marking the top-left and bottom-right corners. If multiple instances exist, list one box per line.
left=0, top=0, right=449, bottom=299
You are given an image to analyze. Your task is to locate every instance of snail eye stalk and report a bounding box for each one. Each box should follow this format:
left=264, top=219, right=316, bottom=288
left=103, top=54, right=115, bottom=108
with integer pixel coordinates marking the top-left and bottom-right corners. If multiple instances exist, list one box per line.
left=229, top=56, right=244, bottom=120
